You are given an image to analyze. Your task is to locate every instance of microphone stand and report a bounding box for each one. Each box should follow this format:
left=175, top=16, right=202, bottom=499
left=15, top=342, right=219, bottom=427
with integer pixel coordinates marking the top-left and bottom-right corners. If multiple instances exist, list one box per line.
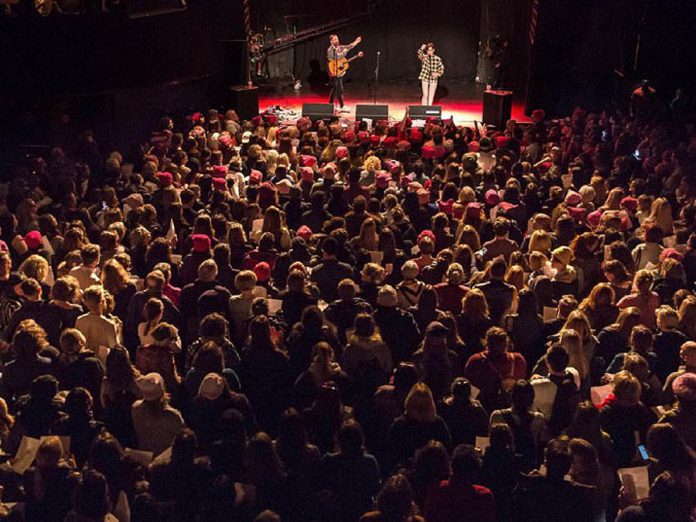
left=373, top=50, right=381, bottom=104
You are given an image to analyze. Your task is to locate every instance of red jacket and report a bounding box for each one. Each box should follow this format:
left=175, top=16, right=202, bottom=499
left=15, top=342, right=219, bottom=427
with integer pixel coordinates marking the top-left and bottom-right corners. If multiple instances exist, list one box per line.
left=424, top=480, right=496, bottom=522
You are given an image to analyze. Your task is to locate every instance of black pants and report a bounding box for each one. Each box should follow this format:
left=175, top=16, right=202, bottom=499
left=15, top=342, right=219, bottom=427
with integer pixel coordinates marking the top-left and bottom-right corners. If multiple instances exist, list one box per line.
left=329, top=76, right=344, bottom=107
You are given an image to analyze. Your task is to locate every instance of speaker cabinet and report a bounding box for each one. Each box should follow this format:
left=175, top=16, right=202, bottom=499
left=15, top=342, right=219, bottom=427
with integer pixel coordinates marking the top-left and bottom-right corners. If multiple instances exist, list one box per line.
left=230, top=85, right=259, bottom=121
left=301, top=103, right=334, bottom=120
left=408, top=105, right=442, bottom=119
left=355, top=104, right=389, bottom=121
left=482, top=89, right=513, bottom=129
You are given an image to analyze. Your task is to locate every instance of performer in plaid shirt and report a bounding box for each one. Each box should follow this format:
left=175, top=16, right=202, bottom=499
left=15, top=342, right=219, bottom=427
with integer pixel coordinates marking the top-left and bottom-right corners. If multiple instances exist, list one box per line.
left=417, top=42, right=444, bottom=106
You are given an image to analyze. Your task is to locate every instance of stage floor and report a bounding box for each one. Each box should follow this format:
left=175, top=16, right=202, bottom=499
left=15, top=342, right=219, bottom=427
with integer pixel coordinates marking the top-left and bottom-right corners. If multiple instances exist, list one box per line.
left=257, top=79, right=530, bottom=125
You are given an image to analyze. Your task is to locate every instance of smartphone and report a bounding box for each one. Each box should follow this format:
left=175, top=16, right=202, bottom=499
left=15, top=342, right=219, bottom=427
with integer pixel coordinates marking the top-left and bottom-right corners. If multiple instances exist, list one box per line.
left=637, top=444, right=650, bottom=461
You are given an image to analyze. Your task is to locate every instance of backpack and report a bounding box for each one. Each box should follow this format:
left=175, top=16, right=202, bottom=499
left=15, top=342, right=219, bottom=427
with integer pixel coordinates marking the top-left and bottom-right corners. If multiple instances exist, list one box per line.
left=483, top=352, right=518, bottom=410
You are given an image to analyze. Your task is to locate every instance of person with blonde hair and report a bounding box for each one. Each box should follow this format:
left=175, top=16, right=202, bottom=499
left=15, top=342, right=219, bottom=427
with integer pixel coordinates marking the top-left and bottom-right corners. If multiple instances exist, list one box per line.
left=456, top=288, right=494, bottom=354
left=617, top=269, right=659, bottom=329
left=19, top=254, right=51, bottom=290
left=454, top=224, right=481, bottom=252
left=648, top=197, right=674, bottom=236
left=527, top=230, right=552, bottom=256
left=228, top=270, right=258, bottom=347
left=386, top=382, right=451, bottom=471
left=75, top=285, right=120, bottom=354
left=599, top=370, right=657, bottom=467
left=100, top=258, right=137, bottom=322
left=654, top=305, right=688, bottom=382
left=434, top=263, right=469, bottom=314
left=677, top=295, right=696, bottom=341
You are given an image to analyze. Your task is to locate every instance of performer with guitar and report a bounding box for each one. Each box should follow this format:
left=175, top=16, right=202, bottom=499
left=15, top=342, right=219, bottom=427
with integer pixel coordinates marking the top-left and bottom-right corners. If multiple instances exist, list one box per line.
left=327, top=34, right=363, bottom=113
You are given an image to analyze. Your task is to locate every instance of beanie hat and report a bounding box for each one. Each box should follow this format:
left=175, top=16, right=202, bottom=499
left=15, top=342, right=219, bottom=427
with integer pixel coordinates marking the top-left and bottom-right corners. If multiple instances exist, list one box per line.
left=24, top=230, right=43, bottom=250
left=253, top=261, right=271, bottom=282
left=673, top=372, right=696, bottom=402
left=376, top=171, right=390, bottom=189
left=301, top=155, right=317, bottom=167
left=335, top=146, right=349, bottom=159
left=156, top=172, right=173, bottom=186
left=564, top=190, right=582, bottom=206
left=212, top=177, right=227, bottom=190
left=552, top=246, right=573, bottom=266
left=297, top=225, right=313, bottom=242
left=485, top=189, right=501, bottom=206
left=620, top=196, right=638, bottom=213
left=191, top=234, right=211, bottom=252
left=212, top=165, right=227, bottom=178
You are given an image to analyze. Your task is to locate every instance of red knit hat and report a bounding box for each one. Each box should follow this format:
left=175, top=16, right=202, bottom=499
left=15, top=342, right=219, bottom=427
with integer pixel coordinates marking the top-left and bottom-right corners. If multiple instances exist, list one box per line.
left=156, top=172, right=173, bottom=186
left=24, top=230, right=42, bottom=250
left=191, top=234, right=211, bottom=252
left=212, top=177, right=227, bottom=190
left=297, top=225, right=313, bottom=241
left=253, top=261, right=271, bottom=282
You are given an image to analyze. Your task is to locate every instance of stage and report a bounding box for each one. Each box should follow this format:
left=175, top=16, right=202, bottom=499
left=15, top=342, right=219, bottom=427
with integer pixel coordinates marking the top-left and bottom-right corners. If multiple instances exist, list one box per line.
left=257, top=79, right=531, bottom=125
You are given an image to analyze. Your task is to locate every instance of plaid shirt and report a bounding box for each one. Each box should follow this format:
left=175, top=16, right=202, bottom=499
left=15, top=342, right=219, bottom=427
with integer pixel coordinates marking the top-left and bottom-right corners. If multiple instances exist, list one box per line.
left=418, top=49, right=444, bottom=81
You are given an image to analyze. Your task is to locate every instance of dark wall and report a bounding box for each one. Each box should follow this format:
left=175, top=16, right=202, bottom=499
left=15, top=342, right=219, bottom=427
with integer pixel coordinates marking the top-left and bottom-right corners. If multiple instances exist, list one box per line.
left=526, top=0, right=696, bottom=117
left=265, top=0, right=481, bottom=83
left=0, top=5, right=224, bottom=96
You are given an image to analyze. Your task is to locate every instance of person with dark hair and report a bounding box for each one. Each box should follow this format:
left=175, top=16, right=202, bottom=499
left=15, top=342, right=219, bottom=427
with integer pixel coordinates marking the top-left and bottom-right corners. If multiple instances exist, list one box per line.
left=23, top=436, right=80, bottom=522
left=474, top=257, right=516, bottom=325
left=439, top=377, right=490, bottom=446
left=424, top=444, right=496, bottom=522
left=464, top=327, right=527, bottom=412
left=490, top=380, right=548, bottom=471
left=64, top=469, right=114, bottom=521
left=53, top=387, right=104, bottom=468
left=319, top=419, right=381, bottom=522
left=361, top=473, right=424, bottom=522
left=149, top=428, right=213, bottom=521
left=239, top=316, right=291, bottom=436
left=511, top=439, right=595, bottom=522
left=309, top=237, right=354, bottom=303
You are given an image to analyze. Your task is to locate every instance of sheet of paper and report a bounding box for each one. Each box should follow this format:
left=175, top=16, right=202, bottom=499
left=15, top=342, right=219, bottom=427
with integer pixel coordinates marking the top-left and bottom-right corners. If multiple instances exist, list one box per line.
left=531, top=378, right=557, bottom=419
left=252, top=218, right=264, bottom=233
left=590, top=383, right=614, bottom=406
left=369, top=251, right=384, bottom=265
left=267, top=299, right=282, bottom=315
left=10, top=436, right=41, bottom=474
left=124, top=448, right=154, bottom=467
left=470, top=384, right=480, bottom=400
left=543, top=306, right=557, bottom=322
left=618, top=466, right=650, bottom=501
left=475, top=436, right=490, bottom=452
left=561, top=173, right=573, bottom=188
left=663, top=235, right=677, bottom=248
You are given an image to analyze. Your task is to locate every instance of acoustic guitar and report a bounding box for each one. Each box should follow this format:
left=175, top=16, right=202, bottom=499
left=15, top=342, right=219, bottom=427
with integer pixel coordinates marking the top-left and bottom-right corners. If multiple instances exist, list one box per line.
left=328, top=51, right=364, bottom=78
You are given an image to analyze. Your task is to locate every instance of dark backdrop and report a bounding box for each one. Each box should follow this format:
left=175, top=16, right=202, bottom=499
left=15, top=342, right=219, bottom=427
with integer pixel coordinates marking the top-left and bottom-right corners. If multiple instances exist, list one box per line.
left=526, top=0, right=696, bottom=117
left=258, top=0, right=481, bottom=83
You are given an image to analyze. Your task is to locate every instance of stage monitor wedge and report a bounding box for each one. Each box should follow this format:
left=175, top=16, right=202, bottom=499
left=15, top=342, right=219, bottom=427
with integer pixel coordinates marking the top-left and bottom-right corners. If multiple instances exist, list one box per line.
left=302, top=103, right=334, bottom=121
left=230, top=85, right=259, bottom=121
left=355, top=104, right=389, bottom=122
left=408, top=105, right=442, bottom=119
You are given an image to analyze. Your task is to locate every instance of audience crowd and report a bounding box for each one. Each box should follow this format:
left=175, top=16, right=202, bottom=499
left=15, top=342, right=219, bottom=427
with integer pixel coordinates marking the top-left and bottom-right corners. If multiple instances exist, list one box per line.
left=0, top=97, right=694, bottom=522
